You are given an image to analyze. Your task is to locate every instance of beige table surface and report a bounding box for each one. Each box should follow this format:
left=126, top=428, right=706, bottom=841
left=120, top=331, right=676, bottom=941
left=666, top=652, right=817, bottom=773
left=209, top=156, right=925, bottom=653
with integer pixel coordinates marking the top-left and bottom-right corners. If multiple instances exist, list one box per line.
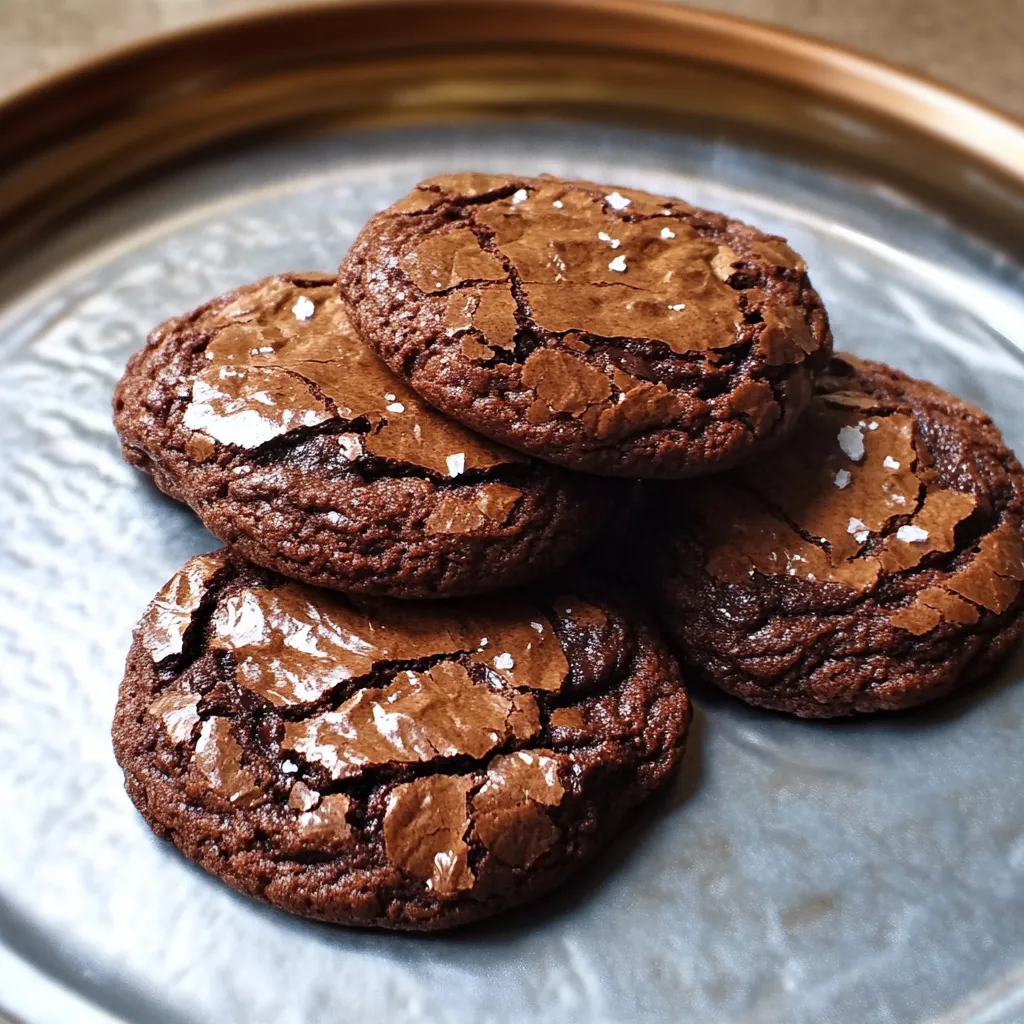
left=1, top=0, right=1023, bottom=120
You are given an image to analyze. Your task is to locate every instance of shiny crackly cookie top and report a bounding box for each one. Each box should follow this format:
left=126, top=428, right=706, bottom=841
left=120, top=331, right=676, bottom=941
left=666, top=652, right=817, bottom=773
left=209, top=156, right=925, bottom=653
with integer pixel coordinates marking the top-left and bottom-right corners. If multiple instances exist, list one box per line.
left=176, top=273, right=520, bottom=476
left=686, top=356, right=1024, bottom=635
left=136, top=554, right=613, bottom=894
left=385, top=173, right=823, bottom=442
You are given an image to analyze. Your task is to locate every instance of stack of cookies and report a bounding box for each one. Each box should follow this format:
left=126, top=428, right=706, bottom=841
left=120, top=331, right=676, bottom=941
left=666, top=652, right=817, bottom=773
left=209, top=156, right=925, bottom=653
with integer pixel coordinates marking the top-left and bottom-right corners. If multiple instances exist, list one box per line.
left=111, top=173, right=1024, bottom=931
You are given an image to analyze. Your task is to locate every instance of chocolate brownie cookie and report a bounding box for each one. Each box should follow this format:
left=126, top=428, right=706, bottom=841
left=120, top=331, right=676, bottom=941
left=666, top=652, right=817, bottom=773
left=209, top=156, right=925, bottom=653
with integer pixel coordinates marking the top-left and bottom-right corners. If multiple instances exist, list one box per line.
left=113, top=273, right=617, bottom=598
left=339, top=173, right=832, bottom=477
left=644, top=355, right=1024, bottom=717
left=112, top=552, right=690, bottom=930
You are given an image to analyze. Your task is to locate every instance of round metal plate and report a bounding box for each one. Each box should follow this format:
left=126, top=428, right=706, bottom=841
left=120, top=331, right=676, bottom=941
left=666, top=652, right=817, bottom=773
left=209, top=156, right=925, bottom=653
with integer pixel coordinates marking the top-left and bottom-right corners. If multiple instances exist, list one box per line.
left=2, top=4, right=1024, bottom=1023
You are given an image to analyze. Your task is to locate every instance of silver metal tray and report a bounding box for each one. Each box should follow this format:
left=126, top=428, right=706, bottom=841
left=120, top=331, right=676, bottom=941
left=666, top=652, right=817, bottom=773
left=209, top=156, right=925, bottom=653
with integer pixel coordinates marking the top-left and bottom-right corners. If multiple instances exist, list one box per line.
left=2, top=3, right=1024, bottom=1022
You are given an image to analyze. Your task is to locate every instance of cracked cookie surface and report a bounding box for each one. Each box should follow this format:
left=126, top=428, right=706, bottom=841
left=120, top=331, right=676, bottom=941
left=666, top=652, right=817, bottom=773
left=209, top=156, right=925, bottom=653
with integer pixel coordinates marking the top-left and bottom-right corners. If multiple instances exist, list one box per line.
left=339, top=173, right=832, bottom=477
left=112, top=553, right=690, bottom=930
left=642, top=355, right=1024, bottom=717
left=113, top=273, right=617, bottom=598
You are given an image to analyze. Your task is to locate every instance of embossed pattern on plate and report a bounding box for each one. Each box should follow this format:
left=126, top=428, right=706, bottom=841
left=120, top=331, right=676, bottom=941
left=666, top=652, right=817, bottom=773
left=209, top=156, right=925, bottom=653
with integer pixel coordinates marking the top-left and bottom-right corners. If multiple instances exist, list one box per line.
left=1, top=122, right=1024, bottom=1024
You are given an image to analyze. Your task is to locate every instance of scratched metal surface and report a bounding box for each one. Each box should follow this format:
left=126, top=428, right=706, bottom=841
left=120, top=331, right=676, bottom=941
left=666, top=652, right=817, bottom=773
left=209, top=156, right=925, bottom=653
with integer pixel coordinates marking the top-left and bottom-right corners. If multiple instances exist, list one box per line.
left=1, top=121, right=1024, bottom=1024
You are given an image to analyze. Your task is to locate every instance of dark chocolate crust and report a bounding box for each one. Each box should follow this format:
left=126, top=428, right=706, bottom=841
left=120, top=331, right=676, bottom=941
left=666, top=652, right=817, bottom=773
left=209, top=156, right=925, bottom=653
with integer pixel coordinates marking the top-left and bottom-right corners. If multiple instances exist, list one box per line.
left=339, top=173, right=832, bottom=478
left=113, top=554, right=690, bottom=930
left=643, top=355, right=1024, bottom=717
left=113, top=273, right=618, bottom=599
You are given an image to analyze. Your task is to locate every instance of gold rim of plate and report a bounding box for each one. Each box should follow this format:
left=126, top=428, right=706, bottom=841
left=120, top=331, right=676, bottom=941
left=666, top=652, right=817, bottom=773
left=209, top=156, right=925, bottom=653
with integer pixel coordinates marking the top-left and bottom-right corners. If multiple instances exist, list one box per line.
left=1, top=0, right=1024, bottom=265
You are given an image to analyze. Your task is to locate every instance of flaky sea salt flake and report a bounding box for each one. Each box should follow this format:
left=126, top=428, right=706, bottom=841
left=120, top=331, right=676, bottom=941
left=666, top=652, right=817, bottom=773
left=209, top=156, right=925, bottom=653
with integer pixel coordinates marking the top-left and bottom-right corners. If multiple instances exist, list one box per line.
left=605, top=191, right=631, bottom=210
left=847, top=517, right=870, bottom=544
left=837, top=424, right=865, bottom=461
left=608, top=255, right=628, bottom=273
left=446, top=452, right=466, bottom=477
left=291, top=296, right=315, bottom=321
left=897, top=525, right=929, bottom=543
